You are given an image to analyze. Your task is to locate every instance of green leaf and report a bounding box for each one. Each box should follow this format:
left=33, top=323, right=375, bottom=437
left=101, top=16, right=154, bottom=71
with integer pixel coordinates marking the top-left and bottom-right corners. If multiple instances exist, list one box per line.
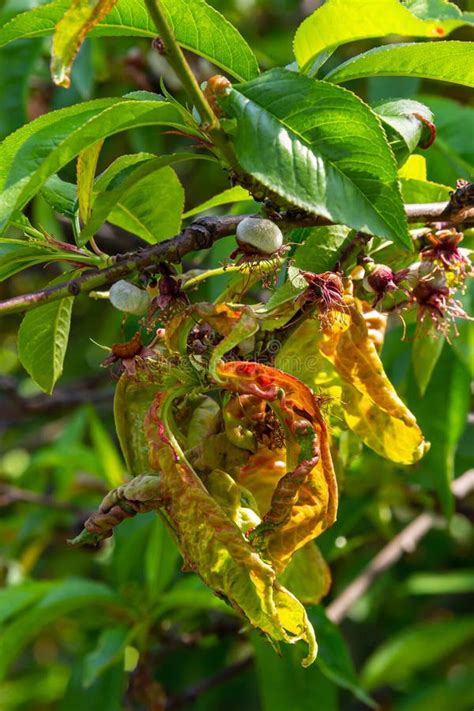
left=0, top=94, right=184, bottom=232
left=293, top=0, right=448, bottom=73
left=0, top=239, right=66, bottom=281
left=18, top=294, right=74, bottom=394
left=252, top=632, right=338, bottom=711
left=87, top=406, right=125, bottom=487
left=411, top=319, right=445, bottom=395
left=405, top=0, right=474, bottom=32
left=41, top=175, right=78, bottom=217
left=374, top=99, right=433, bottom=166
left=107, top=167, right=184, bottom=244
left=77, top=140, right=104, bottom=223
left=182, top=185, right=252, bottom=218
left=407, top=344, right=470, bottom=514
left=80, top=153, right=195, bottom=244
left=0, top=582, right=53, bottom=625
left=0, top=0, right=259, bottom=81
left=0, top=40, right=42, bottom=141
left=400, top=177, right=451, bottom=202
left=404, top=570, right=474, bottom=596
left=82, top=626, right=129, bottom=688
left=326, top=41, right=474, bottom=88
left=0, top=579, right=125, bottom=682
left=51, top=0, right=119, bottom=88
left=394, top=668, right=474, bottom=711
left=418, top=95, right=474, bottom=185
left=309, top=607, right=375, bottom=706
left=361, top=616, right=474, bottom=689
left=292, top=225, right=352, bottom=273
left=220, top=69, right=409, bottom=247
left=144, top=516, right=179, bottom=600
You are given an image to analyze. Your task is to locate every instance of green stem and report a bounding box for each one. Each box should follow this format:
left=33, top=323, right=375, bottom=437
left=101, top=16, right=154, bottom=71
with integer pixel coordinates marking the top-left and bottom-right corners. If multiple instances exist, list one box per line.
left=143, top=0, right=216, bottom=129
left=182, top=258, right=285, bottom=291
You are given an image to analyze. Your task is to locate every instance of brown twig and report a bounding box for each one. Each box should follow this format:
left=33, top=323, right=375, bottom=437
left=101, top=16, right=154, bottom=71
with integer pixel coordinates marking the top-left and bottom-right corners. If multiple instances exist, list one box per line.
left=326, top=469, right=474, bottom=625
left=1, top=198, right=473, bottom=318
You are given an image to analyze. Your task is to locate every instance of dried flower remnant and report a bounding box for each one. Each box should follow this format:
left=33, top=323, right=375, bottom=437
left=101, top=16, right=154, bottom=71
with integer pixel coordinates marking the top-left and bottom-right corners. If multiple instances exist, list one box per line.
left=363, top=263, right=410, bottom=306
left=421, top=229, right=472, bottom=279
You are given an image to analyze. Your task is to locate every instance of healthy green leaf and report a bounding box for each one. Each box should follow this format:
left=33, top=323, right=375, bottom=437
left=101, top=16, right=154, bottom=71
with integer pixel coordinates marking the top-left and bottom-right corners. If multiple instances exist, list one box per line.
left=0, top=40, right=42, bottom=141
left=407, top=344, right=470, bottom=515
left=106, top=167, right=184, bottom=244
left=220, top=69, right=409, bottom=247
left=182, top=185, right=252, bottom=218
left=309, top=607, right=374, bottom=706
left=0, top=0, right=259, bottom=81
left=0, top=94, right=184, bottom=232
left=18, top=294, right=74, bottom=393
left=51, top=0, right=119, bottom=88
left=87, top=406, right=125, bottom=487
left=411, top=319, right=445, bottom=395
left=0, top=239, right=70, bottom=282
left=326, top=41, right=474, bottom=88
left=405, top=0, right=474, bottom=32
left=80, top=153, right=196, bottom=244
left=395, top=668, right=474, bottom=711
left=400, top=178, right=451, bottom=203
left=374, top=99, right=433, bottom=166
left=361, top=616, right=474, bottom=689
left=404, top=570, right=474, bottom=595
left=77, top=140, right=104, bottom=223
left=252, top=633, right=338, bottom=711
left=0, top=579, right=126, bottom=682
left=145, top=516, right=179, bottom=600
left=292, top=226, right=352, bottom=273
left=41, top=175, right=78, bottom=217
left=82, top=626, right=129, bottom=688
left=0, top=582, right=53, bottom=625
left=293, top=0, right=447, bottom=73
left=418, top=95, right=474, bottom=185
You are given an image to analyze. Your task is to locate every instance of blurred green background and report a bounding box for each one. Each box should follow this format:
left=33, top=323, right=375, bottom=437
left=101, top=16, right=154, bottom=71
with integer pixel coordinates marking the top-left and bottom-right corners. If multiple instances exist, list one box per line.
left=0, top=0, right=473, bottom=709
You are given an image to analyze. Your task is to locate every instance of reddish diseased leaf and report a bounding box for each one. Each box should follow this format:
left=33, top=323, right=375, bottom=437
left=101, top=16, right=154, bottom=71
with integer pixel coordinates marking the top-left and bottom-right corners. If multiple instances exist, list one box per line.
left=144, top=390, right=318, bottom=666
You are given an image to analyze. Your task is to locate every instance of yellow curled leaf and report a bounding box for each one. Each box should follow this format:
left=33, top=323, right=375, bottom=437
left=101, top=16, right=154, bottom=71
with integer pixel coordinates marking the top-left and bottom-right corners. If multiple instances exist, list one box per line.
left=278, top=542, right=331, bottom=606
left=144, top=392, right=317, bottom=666
left=216, top=362, right=338, bottom=571
left=276, top=308, right=428, bottom=465
left=51, top=0, right=119, bottom=88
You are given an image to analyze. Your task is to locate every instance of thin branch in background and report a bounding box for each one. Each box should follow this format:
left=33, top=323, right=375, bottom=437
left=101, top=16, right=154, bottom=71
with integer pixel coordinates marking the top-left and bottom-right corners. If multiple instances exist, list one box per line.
left=164, top=654, right=253, bottom=710
left=1, top=196, right=473, bottom=318
left=326, top=468, right=474, bottom=625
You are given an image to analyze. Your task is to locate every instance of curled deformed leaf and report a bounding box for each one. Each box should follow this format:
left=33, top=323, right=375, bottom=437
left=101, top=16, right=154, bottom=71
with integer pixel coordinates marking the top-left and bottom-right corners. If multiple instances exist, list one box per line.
left=276, top=302, right=428, bottom=465
left=52, top=0, right=119, bottom=88
left=215, top=362, right=338, bottom=571
left=144, top=390, right=318, bottom=666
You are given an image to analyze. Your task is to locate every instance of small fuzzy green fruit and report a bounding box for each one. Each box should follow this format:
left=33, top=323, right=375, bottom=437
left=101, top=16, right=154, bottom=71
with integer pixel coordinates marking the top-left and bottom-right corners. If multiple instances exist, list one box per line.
left=109, top=280, right=150, bottom=315
left=236, top=217, right=283, bottom=255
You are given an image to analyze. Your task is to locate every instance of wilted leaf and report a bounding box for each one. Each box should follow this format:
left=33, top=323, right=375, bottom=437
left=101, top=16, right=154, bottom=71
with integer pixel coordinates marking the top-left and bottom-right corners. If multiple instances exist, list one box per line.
left=145, top=390, right=318, bottom=666
left=77, top=140, right=104, bottom=222
left=276, top=304, right=428, bottom=464
left=51, top=0, right=119, bottom=88
left=278, top=543, right=331, bottom=605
